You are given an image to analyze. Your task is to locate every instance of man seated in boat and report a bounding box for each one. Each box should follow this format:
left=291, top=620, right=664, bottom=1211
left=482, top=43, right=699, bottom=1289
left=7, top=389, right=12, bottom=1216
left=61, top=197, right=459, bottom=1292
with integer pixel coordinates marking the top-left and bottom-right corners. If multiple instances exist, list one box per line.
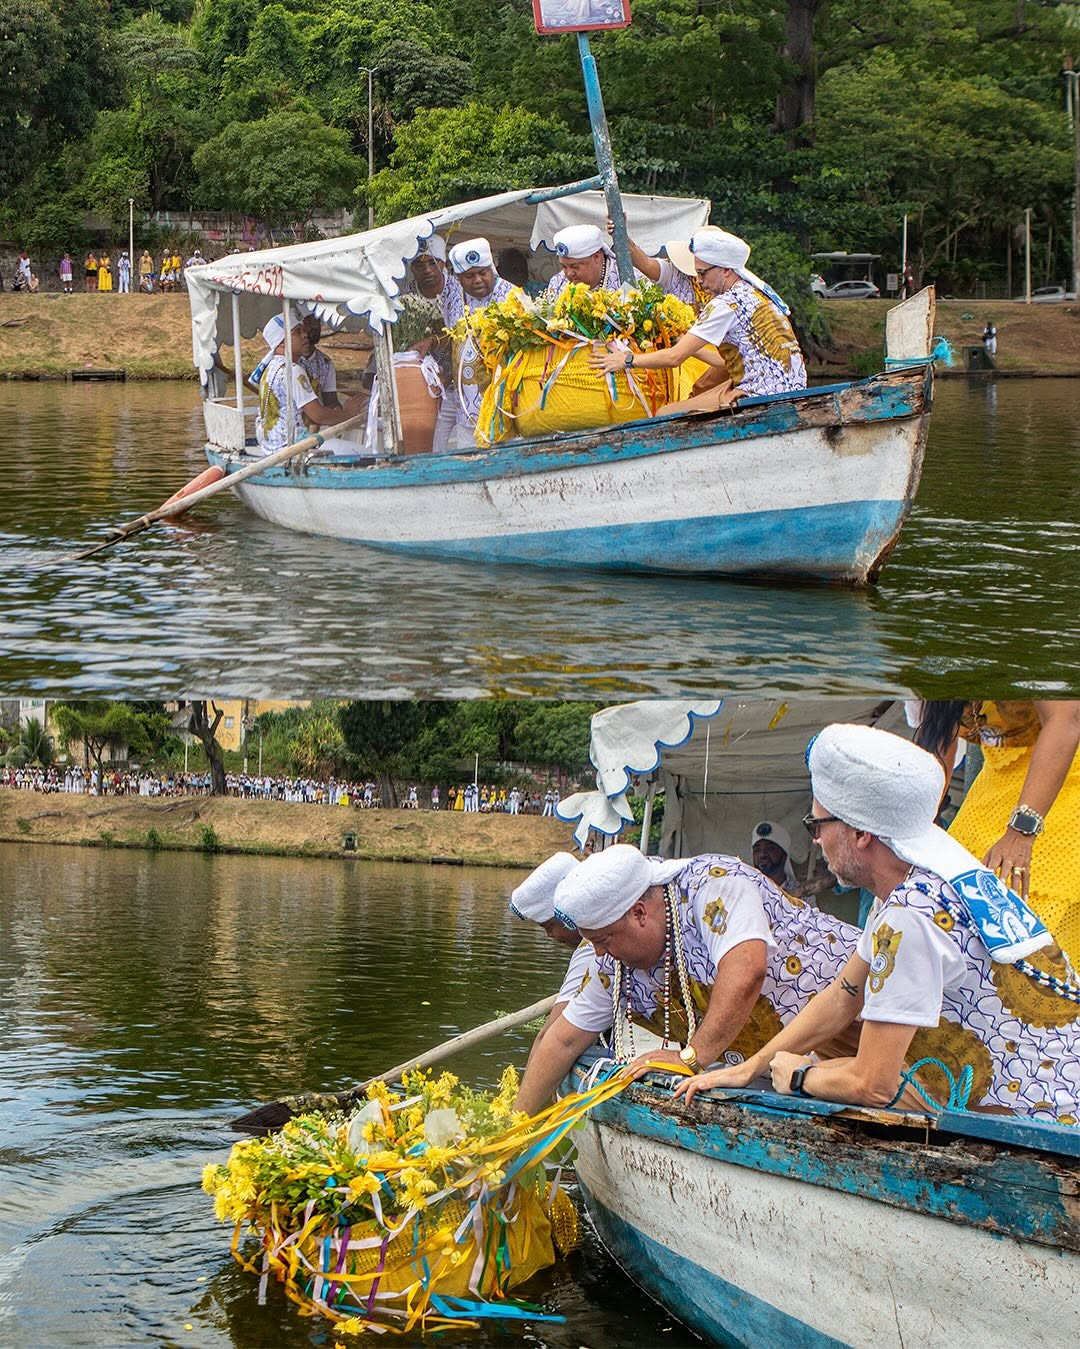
left=514, top=843, right=860, bottom=1114
left=299, top=313, right=342, bottom=411
left=590, top=227, right=807, bottom=404
left=541, top=224, right=645, bottom=300
left=439, top=238, right=518, bottom=450
left=750, top=820, right=800, bottom=893
left=675, top=725, right=1080, bottom=1124
left=254, top=314, right=364, bottom=458
left=405, top=236, right=459, bottom=452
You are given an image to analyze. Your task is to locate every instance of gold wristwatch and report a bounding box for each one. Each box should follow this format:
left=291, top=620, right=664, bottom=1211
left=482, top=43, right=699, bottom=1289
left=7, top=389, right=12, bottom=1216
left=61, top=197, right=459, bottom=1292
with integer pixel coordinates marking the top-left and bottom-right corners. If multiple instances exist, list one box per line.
left=679, top=1044, right=701, bottom=1073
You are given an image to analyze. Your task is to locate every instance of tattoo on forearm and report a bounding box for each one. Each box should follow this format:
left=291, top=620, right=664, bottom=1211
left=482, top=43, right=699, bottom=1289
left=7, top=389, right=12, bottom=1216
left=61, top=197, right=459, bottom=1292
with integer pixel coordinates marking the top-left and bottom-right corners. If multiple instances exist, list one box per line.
left=841, top=978, right=860, bottom=998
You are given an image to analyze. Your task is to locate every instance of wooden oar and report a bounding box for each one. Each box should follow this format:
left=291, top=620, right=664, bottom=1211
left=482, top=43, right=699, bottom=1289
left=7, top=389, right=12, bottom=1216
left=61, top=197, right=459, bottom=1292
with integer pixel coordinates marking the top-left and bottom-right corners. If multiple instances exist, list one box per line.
left=65, top=410, right=369, bottom=563
left=229, top=993, right=558, bottom=1134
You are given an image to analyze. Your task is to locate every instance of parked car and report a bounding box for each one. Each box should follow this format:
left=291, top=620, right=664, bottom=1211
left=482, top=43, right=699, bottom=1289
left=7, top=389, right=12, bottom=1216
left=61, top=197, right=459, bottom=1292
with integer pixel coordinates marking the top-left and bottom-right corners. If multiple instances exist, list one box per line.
left=810, top=273, right=827, bottom=297
left=1012, top=285, right=1078, bottom=303
left=824, top=279, right=881, bottom=300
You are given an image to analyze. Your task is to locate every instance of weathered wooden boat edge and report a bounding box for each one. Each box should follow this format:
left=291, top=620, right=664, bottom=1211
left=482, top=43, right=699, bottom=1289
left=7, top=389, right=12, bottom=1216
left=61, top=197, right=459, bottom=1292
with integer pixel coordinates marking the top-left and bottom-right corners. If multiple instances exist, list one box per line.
left=205, top=366, right=933, bottom=584
left=566, top=1057, right=1080, bottom=1348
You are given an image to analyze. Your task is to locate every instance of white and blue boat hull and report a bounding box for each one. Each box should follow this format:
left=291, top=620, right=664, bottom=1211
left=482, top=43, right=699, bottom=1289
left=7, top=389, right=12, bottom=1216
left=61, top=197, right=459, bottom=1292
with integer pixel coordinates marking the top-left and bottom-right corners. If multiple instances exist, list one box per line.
left=205, top=369, right=931, bottom=584
left=569, top=1062, right=1080, bottom=1348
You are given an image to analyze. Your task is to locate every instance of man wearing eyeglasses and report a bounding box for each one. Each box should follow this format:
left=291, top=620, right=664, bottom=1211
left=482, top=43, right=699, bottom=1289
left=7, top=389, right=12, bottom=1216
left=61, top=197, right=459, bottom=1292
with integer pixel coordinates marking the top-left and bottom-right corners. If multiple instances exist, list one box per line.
left=675, top=724, right=1080, bottom=1124
left=590, top=226, right=806, bottom=400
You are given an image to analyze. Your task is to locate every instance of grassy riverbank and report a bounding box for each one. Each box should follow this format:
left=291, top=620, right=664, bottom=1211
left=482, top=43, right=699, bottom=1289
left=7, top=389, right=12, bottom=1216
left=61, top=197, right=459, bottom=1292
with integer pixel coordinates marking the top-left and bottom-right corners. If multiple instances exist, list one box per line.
left=2, top=291, right=1079, bottom=380
left=0, top=791, right=575, bottom=868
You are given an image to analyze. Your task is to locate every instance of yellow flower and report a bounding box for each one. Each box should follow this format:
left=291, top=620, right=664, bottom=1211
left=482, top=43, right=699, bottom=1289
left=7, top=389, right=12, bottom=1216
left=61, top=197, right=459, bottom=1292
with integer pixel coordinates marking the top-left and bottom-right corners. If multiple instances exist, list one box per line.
left=398, top=1167, right=438, bottom=1208
left=348, top=1173, right=382, bottom=1199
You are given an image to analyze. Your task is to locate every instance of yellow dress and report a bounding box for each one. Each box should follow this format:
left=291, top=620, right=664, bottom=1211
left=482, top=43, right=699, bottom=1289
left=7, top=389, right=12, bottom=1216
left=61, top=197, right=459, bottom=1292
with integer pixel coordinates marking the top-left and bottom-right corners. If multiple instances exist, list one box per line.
left=98, top=256, right=112, bottom=292
left=949, top=701, right=1080, bottom=965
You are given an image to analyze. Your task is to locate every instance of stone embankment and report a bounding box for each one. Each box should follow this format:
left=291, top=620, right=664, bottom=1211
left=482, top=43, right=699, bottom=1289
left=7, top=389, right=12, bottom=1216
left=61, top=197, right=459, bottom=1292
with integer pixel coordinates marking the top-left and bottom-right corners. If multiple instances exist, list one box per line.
left=0, top=791, right=574, bottom=869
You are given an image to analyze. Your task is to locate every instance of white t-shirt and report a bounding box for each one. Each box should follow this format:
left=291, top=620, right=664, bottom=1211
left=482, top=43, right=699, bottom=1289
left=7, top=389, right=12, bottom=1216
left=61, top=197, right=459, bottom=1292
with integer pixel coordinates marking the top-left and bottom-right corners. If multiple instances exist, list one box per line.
left=562, top=854, right=857, bottom=1065
left=857, top=869, right=1080, bottom=1123
left=654, top=257, right=696, bottom=306
left=689, top=280, right=806, bottom=395
left=255, top=355, right=317, bottom=454
left=556, top=941, right=596, bottom=1005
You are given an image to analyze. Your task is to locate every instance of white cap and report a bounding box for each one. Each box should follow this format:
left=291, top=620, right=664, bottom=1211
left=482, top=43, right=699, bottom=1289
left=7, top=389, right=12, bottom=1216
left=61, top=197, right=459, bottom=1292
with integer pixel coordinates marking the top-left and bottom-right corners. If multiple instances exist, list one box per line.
left=553, top=844, right=685, bottom=931
left=261, top=313, right=301, bottom=349
left=751, top=820, right=792, bottom=858
left=552, top=225, right=613, bottom=261
left=449, top=238, right=494, bottom=274
left=689, top=226, right=791, bottom=315
left=509, top=852, right=579, bottom=923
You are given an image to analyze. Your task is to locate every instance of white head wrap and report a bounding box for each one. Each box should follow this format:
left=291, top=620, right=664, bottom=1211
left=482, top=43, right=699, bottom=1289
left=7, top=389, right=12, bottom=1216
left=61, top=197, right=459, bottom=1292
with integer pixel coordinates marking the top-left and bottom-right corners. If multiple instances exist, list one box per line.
left=552, top=225, right=614, bottom=262
left=751, top=819, right=797, bottom=890
left=449, top=238, right=494, bottom=274
left=509, top=852, right=579, bottom=923
left=689, top=226, right=791, bottom=316
left=553, top=844, right=685, bottom=931
left=808, top=724, right=1050, bottom=962
left=414, top=235, right=447, bottom=262
left=262, top=314, right=289, bottom=349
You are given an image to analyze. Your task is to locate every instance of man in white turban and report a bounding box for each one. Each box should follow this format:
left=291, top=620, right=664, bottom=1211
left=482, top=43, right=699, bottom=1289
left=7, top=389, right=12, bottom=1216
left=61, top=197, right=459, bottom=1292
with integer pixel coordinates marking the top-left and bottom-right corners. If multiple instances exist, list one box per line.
left=254, top=313, right=364, bottom=457
left=439, top=237, right=517, bottom=449
left=514, top=843, right=859, bottom=1114
left=541, top=224, right=643, bottom=300
left=676, top=724, right=1080, bottom=1124
left=406, top=236, right=460, bottom=452
left=751, top=820, right=799, bottom=892
left=509, top=852, right=595, bottom=1047
left=590, top=225, right=807, bottom=401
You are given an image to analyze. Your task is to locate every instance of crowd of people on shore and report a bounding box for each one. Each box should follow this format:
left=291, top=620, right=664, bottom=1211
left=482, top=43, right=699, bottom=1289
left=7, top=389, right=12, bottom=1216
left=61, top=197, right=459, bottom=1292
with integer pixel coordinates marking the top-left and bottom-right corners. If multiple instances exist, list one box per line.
left=2, top=243, right=255, bottom=296
left=0, top=766, right=561, bottom=814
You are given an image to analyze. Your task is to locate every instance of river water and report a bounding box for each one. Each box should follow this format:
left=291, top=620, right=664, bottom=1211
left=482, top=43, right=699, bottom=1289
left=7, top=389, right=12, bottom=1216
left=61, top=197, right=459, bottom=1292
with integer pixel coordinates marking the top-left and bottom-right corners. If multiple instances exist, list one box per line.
left=0, top=845, right=696, bottom=1347
left=1, top=378, right=1077, bottom=698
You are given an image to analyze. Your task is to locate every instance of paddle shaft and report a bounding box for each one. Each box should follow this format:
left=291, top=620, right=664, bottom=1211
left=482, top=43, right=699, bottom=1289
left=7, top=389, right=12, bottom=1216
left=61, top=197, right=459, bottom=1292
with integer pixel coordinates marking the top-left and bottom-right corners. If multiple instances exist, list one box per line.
left=69, top=409, right=369, bottom=561
left=358, top=993, right=559, bottom=1094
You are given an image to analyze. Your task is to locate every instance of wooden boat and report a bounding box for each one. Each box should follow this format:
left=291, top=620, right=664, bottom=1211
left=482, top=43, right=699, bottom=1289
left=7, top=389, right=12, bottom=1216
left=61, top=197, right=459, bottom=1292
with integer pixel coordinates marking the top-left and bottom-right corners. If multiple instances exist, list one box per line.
left=567, top=1050, right=1080, bottom=1347
left=189, top=178, right=936, bottom=584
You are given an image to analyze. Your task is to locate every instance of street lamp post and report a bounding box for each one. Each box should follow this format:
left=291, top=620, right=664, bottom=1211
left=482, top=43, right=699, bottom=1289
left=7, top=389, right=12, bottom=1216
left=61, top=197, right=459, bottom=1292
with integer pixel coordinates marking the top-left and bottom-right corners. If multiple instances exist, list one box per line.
left=128, top=198, right=135, bottom=293
left=359, top=67, right=376, bottom=230
left=1065, top=65, right=1080, bottom=300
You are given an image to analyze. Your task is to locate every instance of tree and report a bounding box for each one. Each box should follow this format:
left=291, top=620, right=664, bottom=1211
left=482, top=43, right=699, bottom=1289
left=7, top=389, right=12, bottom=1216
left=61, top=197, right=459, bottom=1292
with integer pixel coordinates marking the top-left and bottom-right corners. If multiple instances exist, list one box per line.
left=51, top=701, right=154, bottom=778
left=184, top=701, right=227, bottom=796
left=338, top=701, right=436, bottom=806
left=194, top=107, right=362, bottom=232
left=511, top=703, right=599, bottom=777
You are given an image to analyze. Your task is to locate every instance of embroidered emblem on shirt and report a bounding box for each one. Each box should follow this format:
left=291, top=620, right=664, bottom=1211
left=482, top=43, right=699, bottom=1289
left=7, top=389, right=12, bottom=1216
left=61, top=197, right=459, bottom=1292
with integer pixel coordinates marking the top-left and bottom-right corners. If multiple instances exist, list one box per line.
left=868, top=922, right=902, bottom=994
left=702, top=897, right=729, bottom=935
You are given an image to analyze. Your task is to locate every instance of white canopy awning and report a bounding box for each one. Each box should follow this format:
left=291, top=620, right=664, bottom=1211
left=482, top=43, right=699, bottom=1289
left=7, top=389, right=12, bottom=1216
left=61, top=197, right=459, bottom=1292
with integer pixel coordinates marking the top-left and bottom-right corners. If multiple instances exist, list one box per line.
left=557, top=698, right=911, bottom=861
left=185, top=185, right=710, bottom=377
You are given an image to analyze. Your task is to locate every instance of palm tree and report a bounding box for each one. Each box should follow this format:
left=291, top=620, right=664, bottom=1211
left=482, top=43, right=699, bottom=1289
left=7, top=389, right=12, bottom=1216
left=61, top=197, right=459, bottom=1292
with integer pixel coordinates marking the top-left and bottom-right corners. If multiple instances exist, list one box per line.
left=18, top=717, right=54, bottom=767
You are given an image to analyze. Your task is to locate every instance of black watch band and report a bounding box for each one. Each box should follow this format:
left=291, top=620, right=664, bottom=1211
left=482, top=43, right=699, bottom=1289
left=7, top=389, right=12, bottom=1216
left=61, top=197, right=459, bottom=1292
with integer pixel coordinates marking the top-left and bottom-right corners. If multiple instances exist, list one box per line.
left=789, top=1065, right=813, bottom=1097
left=624, top=351, right=635, bottom=368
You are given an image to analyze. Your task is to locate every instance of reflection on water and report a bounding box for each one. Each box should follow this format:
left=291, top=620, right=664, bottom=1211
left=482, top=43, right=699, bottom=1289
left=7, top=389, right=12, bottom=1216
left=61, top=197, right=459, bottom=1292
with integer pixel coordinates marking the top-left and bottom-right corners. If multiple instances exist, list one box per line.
left=0, top=845, right=697, bottom=1347
left=1, top=377, right=1078, bottom=696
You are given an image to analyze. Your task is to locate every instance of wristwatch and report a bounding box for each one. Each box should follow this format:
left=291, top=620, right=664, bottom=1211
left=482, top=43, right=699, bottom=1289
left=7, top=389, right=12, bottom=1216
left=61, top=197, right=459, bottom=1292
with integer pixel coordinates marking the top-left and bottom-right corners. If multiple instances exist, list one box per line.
left=679, top=1044, right=701, bottom=1073
left=624, top=351, right=635, bottom=368
left=788, top=1065, right=814, bottom=1096
left=1008, top=804, right=1045, bottom=836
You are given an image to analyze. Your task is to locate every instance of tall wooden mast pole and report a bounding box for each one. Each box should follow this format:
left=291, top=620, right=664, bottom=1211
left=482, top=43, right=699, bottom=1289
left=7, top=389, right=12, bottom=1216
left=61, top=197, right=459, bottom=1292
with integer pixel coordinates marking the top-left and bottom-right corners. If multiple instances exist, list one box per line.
left=577, top=33, right=633, bottom=284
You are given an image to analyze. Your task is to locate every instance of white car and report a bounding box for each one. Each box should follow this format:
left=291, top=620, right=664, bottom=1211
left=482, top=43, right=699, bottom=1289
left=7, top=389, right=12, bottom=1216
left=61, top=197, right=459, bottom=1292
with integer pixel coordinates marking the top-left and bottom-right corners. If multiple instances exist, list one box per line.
left=810, top=273, right=827, bottom=297
left=824, top=279, right=881, bottom=300
left=1012, top=285, right=1077, bottom=303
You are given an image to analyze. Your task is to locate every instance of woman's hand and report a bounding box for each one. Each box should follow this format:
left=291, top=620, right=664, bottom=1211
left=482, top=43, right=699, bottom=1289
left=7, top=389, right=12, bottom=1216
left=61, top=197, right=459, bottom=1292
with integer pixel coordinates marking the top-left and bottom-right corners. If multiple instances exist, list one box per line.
left=984, top=830, right=1035, bottom=901
left=672, top=1058, right=759, bottom=1105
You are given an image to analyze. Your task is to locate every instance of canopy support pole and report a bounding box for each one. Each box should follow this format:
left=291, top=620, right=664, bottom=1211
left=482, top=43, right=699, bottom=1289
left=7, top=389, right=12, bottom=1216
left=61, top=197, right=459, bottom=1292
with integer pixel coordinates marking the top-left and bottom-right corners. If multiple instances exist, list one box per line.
left=282, top=297, right=295, bottom=439
left=373, top=323, right=402, bottom=454
left=638, top=779, right=657, bottom=856
left=231, top=291, right=244, bottom=414
left=577, top=33, right=632, bottom=284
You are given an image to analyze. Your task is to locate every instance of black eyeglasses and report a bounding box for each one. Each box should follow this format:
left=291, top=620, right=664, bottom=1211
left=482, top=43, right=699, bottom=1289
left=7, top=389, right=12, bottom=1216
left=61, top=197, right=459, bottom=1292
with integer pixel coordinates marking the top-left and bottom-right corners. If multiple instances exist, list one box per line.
left=802, top=811, right=843, bottom=839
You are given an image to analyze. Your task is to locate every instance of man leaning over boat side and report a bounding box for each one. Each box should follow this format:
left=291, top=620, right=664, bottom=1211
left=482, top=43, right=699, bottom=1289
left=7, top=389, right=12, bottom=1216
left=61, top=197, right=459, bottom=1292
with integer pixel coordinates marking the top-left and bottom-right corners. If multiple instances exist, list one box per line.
left=540, top=224, right=645, bottom=301
left=254, top=314, right=365, bottom=458
left=590, top=227, right=807, bottom=403
left=440, top=238, right=518, bottom=450
left=508, top=852, right=595, bottom=1062
left=514, top=844, right=859, bottom=1115
left=676, top=724, right=1080, bottom=1125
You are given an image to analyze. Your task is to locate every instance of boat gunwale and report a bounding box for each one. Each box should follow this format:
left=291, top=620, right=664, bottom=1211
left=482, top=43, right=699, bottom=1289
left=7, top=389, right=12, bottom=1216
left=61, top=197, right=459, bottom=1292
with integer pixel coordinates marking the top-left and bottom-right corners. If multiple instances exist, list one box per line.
left=206, top=365, right=934, bottom=491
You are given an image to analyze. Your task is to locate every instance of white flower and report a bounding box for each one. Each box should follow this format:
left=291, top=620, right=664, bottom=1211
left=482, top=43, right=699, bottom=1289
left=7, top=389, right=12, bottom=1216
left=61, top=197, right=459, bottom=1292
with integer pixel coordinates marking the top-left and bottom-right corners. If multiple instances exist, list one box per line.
left=423, top=1108, right=464, bottom=1148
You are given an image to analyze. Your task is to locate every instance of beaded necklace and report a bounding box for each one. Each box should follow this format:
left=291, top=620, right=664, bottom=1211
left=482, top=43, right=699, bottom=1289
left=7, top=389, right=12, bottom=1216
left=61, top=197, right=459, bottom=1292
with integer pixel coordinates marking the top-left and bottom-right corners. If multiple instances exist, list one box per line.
left=611, top=884, right=699, bottom=1061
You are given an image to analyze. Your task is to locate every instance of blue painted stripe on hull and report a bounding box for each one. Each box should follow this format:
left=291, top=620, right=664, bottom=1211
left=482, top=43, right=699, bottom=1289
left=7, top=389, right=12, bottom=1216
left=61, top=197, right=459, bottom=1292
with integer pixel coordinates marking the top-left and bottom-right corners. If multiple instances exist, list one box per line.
left=579, top=1180, right=847, bottom=1349
left=362, top=499, right=904, bottom=579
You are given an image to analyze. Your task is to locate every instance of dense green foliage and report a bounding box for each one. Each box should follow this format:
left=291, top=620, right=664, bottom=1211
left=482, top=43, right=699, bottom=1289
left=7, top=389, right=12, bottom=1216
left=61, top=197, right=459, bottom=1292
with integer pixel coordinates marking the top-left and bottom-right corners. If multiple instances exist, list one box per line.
left=2, top=0, right=1077, bottom=293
